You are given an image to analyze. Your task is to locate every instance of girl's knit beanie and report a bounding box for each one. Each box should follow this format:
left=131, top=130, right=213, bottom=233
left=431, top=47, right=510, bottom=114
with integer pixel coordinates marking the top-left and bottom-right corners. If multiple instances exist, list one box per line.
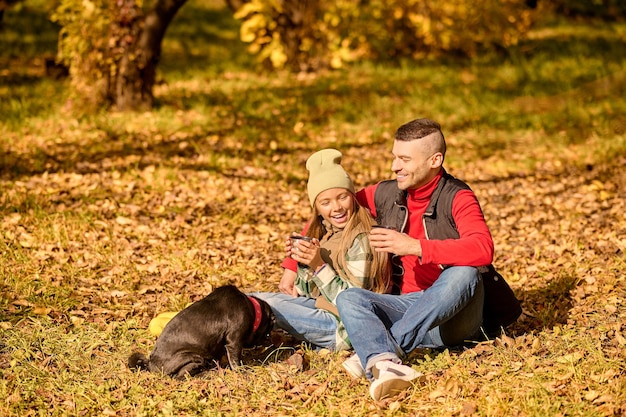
left=306, top=148, right=355, bottom=206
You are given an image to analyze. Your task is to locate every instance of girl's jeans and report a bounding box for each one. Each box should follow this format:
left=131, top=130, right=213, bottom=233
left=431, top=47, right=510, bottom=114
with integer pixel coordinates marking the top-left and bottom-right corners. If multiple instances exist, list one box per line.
left=251, top=292, right=338, bottom=350
left=336, top=266, right=484, bottom=379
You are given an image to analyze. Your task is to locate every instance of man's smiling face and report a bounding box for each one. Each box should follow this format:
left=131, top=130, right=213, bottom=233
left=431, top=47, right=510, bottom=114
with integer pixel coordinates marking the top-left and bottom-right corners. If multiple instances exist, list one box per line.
left=391, top=135, right=443, bottom=191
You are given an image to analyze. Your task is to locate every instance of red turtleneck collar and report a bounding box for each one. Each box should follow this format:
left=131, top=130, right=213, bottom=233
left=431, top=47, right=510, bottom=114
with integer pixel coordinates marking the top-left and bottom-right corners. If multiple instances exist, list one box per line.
left=406, top=170, right=443, bottom=202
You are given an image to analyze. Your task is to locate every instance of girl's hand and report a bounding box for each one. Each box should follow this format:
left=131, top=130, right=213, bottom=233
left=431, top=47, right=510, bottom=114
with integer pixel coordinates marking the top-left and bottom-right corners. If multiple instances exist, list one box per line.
left=286, top=233, right=308, bottom=259
left=286, top=234, right=295, bottom=258
left=291, top=236, right=323, bottom=271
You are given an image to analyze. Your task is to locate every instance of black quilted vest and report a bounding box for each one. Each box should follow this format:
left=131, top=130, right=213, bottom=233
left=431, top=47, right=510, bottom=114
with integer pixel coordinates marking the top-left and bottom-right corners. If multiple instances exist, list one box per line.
left=373, top=170, right=522, bottom=335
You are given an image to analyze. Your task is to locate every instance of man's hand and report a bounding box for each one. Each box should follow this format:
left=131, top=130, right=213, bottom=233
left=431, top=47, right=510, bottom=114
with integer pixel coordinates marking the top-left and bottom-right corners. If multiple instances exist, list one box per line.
left=369, top=228, right=422, bottom=257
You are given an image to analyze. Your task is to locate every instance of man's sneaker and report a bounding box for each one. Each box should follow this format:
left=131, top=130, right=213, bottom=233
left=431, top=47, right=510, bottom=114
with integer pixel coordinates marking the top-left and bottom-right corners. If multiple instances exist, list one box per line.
left=342, top=353, right=365, bottom=379
left=369, top=361, right=423, bottom=401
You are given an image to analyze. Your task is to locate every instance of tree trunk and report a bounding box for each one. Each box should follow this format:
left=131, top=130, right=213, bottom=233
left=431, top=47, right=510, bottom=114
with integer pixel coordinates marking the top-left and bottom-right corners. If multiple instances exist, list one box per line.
left=274, top=0, right=318, bottom=71
left=111, top=0, right=188, bottom=111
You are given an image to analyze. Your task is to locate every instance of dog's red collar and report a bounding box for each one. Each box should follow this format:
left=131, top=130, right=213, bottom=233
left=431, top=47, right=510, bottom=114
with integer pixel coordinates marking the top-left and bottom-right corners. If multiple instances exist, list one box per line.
left=248, top=296, right=262, bottom=333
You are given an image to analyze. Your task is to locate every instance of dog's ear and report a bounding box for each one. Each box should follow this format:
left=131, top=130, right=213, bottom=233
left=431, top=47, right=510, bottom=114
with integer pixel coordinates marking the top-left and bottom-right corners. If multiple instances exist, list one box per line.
left=261, top=300, right=274, bottom=321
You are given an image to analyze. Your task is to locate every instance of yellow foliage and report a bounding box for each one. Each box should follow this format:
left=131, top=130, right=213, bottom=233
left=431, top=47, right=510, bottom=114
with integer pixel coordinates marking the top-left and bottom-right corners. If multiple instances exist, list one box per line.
left=234, top=0, right=539, bottom=70
left=51, top=0, right=113, bottom=108
left=240, top=13, right=267, bottom=43
left=269, top=35, right=288, bottom=69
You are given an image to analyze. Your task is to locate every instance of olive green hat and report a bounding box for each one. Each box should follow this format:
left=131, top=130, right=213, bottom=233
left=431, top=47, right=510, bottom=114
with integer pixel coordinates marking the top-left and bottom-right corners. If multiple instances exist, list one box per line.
left=306, top=149, right=355, bottom=206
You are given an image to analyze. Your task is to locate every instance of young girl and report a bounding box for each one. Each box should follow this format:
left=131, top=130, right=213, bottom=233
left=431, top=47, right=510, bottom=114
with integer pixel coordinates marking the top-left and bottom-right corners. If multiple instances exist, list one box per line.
left=252, top=148, right=390, bottom=352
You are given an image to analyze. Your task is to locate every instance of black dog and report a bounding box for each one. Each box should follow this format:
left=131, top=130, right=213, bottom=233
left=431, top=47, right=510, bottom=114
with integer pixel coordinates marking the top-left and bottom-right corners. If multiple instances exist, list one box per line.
left=128, top=285, right=274, bottom=379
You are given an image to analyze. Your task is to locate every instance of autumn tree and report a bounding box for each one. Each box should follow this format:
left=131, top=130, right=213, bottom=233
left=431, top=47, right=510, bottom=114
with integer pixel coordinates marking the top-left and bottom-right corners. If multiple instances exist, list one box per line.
left=51, top=0, right=190, bottom=111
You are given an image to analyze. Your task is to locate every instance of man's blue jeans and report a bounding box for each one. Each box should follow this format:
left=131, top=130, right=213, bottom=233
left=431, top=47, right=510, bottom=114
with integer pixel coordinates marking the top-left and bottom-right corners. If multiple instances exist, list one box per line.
left=335, top=266, right=484, bottom=378
left=250, top=292, right=339, bottom=350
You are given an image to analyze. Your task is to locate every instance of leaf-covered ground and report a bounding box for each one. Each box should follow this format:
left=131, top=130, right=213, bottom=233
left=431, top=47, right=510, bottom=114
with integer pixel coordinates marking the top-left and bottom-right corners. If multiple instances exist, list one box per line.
left=1, top=122, right=624, bottom=416
left=1, top=3, right=625, bottom=416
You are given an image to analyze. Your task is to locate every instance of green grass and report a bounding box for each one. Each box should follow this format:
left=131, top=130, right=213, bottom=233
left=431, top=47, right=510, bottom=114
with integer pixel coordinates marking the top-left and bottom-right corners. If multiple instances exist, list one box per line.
left=1, top=1, right=625, bottom=416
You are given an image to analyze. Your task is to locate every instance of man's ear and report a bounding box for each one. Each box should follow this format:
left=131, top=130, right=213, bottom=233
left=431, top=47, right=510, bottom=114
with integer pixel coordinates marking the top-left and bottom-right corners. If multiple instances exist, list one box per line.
left=430, top=152, right=444, bottom=168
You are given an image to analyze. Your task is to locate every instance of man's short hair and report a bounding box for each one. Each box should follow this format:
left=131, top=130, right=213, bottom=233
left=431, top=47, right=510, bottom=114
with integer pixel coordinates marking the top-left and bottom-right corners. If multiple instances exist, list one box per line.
left=395, top=118, right=446, bottom=156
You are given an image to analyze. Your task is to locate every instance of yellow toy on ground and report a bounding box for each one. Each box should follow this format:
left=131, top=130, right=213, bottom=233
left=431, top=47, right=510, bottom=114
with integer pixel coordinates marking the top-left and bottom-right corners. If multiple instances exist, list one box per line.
left=148, top=311, right=180, bottom=337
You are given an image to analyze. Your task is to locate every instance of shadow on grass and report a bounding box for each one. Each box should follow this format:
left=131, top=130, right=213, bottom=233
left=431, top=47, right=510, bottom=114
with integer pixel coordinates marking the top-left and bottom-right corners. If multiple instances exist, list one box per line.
left=0, top=124, right=302, bottom=182
left=0, top=71, right=400, bottom=182
left=509, top=274, right=578, bottom=336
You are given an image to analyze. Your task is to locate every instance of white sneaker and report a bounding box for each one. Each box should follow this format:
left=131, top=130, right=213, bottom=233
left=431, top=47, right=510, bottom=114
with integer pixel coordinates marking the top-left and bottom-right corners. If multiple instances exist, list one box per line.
left=342, top=353, right=365, bottom=379
left=369, top=361, right=423, bottom=401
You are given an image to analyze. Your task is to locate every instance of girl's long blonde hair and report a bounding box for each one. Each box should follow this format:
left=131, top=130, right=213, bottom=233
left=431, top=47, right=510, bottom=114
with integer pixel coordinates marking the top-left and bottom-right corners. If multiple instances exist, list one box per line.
left=306, top=194, right=391, bottom=294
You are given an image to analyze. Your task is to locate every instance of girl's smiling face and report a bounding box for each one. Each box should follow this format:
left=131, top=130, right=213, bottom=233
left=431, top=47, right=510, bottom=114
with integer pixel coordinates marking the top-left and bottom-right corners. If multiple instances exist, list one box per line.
left=314, top=188, right=355, bottom=229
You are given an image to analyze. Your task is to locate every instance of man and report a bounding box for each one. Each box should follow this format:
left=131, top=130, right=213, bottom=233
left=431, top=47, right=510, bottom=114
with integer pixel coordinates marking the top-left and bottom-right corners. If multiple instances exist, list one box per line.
left=336, top=117, right=497, bottom=401
left=280, top=118, right=520, bottom=401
